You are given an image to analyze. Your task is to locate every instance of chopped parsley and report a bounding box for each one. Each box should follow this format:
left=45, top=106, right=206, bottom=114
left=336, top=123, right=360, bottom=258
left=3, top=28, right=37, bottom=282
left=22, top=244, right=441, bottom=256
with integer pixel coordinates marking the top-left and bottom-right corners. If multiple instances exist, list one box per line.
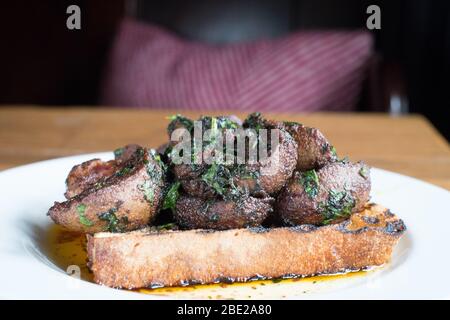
left=319, top=189, right=355, bottom=225
left=167, top=114, right=194, bottom=134
left=298, top=169, right=320, bottom=198
left=93, top=181, right=105, bottom=190
left=243, top=112, right=264, bottom=130
left=139, top=151, right=167, bottom=204
left=200, top=163, right=255, bottom=200
left=115, top=164, right=134, bottom=177
left=200, top=116, right=239, bottom=131
left=135, top=147, right=145, bottom=158
left=330, top=146, right=337, bottom=157
left=150, top=149, right=167, bottom=172
left=113, top=147, right=124, bottom=158
left=98, top=208, right=128, bottom=233
left=218, top=117, right=239, bottom=129
left=359, top=166, right=369, bottom=179
left=76, top=204, right=93, bottom=227
left=162, top=181, right=181, bottom=211
left=201, top=163, right=226, bottom=195
left=139, top=180, right=155, bottom=204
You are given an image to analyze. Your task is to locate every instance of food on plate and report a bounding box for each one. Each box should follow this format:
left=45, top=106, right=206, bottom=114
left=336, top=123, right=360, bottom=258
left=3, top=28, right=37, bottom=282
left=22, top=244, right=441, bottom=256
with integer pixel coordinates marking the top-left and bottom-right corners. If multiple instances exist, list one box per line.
left=48, top=146, right=166, bottom=233
left=174, top=194, right=273, bottom=230
left=87, top=203, right=405, bottom=289
left=276, top=160, right=371, bottom=226
left=170, top=115, right=297, bottom=198
left=244, top=112, right=337, bottom=171
left=64, top=144, right=141, bottom=199
left=48, top=112, right=406, bottom=290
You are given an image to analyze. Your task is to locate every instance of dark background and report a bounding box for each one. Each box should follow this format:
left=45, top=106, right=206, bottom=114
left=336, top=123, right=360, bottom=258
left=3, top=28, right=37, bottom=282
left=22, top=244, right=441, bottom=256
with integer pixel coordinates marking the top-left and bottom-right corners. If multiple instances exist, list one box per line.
left=0, top=0, right=449, bottom=139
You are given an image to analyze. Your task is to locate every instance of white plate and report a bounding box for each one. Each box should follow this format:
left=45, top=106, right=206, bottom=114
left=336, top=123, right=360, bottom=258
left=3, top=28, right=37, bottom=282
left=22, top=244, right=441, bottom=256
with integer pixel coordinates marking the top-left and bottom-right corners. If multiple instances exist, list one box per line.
left=0, top=152, right=449, bottom=300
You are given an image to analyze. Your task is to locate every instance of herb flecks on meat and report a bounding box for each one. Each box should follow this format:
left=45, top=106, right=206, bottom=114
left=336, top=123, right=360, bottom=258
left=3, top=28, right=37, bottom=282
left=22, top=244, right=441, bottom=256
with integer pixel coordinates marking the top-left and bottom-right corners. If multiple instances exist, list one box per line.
left=98, top=208, right=128, bottom=233
left=76, top=203, right=94, bottom=227
left=298, top=169, right=319, bottom=198
left=320, top=189, right=355, bottom=225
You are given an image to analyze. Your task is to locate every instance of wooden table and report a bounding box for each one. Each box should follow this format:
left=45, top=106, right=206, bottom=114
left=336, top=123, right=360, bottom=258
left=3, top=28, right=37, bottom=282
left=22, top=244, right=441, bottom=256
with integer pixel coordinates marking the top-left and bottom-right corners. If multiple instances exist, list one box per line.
left=1, top=106, right=450, bottom=190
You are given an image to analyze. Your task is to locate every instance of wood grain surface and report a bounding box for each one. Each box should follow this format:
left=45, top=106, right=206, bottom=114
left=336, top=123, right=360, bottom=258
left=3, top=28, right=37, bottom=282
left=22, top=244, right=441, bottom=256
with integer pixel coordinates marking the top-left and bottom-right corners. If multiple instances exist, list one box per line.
left=1, top=106, right=449, bottom=190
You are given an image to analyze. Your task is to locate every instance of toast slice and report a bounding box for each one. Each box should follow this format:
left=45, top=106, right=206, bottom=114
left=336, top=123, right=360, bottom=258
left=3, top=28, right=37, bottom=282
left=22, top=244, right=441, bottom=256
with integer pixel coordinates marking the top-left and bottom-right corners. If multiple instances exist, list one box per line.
left=87, top=203, right=406, bottom=289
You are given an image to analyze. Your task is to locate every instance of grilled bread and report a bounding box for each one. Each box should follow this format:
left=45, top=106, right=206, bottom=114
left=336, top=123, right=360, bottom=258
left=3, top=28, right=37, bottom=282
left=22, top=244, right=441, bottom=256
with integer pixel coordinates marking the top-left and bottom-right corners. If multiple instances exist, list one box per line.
left=87, top=203, right=406, bottom=289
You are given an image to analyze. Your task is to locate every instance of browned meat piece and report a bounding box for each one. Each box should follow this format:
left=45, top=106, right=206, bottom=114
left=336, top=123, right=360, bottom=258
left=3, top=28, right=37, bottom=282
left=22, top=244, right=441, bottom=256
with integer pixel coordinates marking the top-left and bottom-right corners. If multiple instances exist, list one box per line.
left=87, top=204, right=405, bottom=289
left=113, top=144, right=142, bottom=163
left=244, top=112, right=336, bottom=171
left=173, top=164, right=216, bottom=199
left=65, top=159, right=117, bottom=199
left=174, top=194, right=273, bottom=230
left=283, top=122, right=337, bottom=171
left=48, top=146, right=166, bottom=233
left=236, top=128, right=298, bottom=195
left=276, top=161, right=371, bottom=226
left=65, top=144, right=143, bottom=199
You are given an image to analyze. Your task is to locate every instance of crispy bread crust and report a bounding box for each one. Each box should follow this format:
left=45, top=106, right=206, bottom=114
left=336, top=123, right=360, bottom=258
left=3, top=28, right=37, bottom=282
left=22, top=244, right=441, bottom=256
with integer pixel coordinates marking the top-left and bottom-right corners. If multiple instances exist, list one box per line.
left=87, top=203, right=405, bottom=289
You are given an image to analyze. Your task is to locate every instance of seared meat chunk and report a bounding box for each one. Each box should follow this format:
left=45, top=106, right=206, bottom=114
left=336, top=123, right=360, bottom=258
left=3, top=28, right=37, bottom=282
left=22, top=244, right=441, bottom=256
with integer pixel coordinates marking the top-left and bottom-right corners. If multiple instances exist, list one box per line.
left=65, top=144, right=142, bottom=199
left=48, top=146, right=166, bottom=233
left=173, top=164, right=216, bottom=199
left=175, top=194, right=273, bottom=230
left=283, top=122, right=336, bottom=171
left=276, top=161, right=371, bottom=226
left=244, top=112, right=336, bottom=171
left=238, top=128, right=297, bottom=195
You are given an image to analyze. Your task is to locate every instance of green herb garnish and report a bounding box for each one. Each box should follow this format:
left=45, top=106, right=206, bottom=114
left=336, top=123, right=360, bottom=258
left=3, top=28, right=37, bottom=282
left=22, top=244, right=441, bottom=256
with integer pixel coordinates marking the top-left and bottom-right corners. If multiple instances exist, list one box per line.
left=201, top=163, right=226, bottom=196
left=298, top=169, right=319, bottom=198
left=319, top=189, right=355, bottom=225
left=113, top=147, right=124, bottom=158
left=200, top=162, right=255, bottom=200
left=330, top=146, right=337, bottom=157
left=359, top=166, right=369, bottom=179
left=167, top=114, right=194, bottom=134
left=139, top=180, right=155, bottom=204
left=162, top=181, right=181, bottom=211
left=115, top=164, right=134, bottom=177
left=98, top=208, right=128, bottom=233
left=135, top=147, right=145, bottom=158
left=93, top=181, right=105, bottom=190
left=143, top=149, right=167, bottom=185
left=150, top=149, right=167, bottom=172
left=243, top=112, right=264, bottom=130
left=76, top=204, right=94, bottom=227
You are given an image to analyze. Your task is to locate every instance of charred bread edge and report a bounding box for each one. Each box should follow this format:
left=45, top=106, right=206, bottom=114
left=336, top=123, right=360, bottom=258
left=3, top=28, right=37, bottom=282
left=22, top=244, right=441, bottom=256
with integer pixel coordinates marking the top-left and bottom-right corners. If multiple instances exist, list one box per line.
left=87, top=204, right=406, bottom=289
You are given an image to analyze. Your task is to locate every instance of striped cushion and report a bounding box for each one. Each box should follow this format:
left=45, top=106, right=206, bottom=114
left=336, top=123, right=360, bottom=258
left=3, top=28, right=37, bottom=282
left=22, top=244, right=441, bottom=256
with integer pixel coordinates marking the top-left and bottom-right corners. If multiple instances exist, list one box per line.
left=100, top=18, right=373, bottom=112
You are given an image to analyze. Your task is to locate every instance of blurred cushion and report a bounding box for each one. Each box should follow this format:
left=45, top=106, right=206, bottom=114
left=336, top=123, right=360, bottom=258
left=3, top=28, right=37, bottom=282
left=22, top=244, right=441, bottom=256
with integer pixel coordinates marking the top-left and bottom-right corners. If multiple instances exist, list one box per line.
left=100, top=18, right=373, bottom=112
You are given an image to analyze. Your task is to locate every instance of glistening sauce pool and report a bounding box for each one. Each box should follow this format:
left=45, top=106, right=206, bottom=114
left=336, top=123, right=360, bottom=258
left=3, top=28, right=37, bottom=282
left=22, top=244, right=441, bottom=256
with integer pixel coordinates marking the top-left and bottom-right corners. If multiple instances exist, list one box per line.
left=43, top=225, right=373, bottom=299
